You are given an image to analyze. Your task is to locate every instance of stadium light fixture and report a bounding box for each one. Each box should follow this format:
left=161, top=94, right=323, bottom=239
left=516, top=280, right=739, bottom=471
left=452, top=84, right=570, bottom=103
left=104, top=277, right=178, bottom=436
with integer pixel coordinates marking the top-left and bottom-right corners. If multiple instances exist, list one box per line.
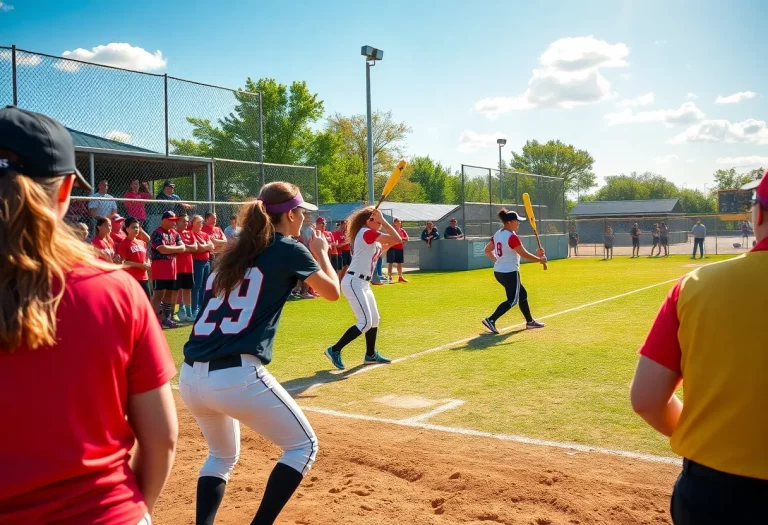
left=362, top=46, right=383, bottom=204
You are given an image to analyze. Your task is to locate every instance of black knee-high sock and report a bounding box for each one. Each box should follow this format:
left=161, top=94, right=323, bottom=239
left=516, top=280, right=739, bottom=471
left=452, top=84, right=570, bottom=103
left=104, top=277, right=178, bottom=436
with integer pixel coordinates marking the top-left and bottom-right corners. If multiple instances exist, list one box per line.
left=365, top=327, right=378, bottom=357
left=519, top=298, right=534, bottom=323
left=196, top=476, right=227, bottom=525
left=332, top=326, right=362, bottom=353
left=251, top=463, right=303, bottom=525
left=489, top=302, right=512, bottom=322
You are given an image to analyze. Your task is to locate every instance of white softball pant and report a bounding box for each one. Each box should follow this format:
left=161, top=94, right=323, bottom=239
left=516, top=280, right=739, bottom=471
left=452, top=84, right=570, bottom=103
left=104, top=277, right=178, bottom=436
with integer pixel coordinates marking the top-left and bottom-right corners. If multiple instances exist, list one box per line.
left=342, top=274, right=379, bottom=333
left=179, top=354, right=318, bottom=481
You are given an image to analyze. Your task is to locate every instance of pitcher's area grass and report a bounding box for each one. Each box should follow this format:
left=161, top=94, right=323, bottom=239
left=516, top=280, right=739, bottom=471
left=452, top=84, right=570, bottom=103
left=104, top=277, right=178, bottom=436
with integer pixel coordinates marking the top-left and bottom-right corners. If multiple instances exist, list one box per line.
left=165, top=255, right=733, bottom=457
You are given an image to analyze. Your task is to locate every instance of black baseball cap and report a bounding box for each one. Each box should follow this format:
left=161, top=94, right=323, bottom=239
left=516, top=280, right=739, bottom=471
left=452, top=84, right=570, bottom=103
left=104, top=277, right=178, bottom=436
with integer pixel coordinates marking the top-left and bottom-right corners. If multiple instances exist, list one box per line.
left=0, top=106, right=92, bottom=192
left=162, top=210, right=179, bottom=221
left=163, top=180, right=175, bottom=188
left=501, top=210, right=527, bottom=222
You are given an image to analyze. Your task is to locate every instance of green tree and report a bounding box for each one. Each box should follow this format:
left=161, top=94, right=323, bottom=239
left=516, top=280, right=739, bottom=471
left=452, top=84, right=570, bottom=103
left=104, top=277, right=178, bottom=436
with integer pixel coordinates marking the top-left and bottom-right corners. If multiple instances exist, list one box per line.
left=678, top=188, right=717, bottom=214
left=405, top=156, right=455, bottom=203
left=594, top=172, right=679, bottom=201
left=509, top=139, right=597, bottom=195
left=712, top=167, right=763, bottom=190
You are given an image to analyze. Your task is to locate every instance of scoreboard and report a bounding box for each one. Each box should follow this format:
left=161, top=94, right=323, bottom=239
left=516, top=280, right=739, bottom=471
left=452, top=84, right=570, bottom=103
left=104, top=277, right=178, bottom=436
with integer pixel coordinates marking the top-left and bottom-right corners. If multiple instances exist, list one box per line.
left=717, top=189, right=752, bottom=219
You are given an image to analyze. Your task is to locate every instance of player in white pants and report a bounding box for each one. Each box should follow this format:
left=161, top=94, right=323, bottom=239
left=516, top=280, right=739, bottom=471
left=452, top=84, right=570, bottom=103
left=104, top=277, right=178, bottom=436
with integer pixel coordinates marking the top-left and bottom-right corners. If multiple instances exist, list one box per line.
left=325, top=207, right=403, bottom=369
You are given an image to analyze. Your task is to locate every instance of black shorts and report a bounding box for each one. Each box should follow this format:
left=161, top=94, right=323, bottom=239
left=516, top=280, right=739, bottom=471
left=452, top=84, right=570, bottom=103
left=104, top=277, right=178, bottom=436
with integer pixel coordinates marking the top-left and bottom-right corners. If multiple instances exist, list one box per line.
left=176, top=272, right=194, bottom=289
left=386, top=249, right=404, bottom=264
left=154, top=279, right=178, bottom=291
left=653, top=238, right=659, bottom=246
left=604, top=244, right=613, bottom=250
left=330, top=254, right=341, bottom=271
left=138, top=280, right=151, bottom=299
left=341, top=250, right=352, bottom=267
left=660, top=237, right=669, bottom=245
left=632, top=238, right=640, bottom=247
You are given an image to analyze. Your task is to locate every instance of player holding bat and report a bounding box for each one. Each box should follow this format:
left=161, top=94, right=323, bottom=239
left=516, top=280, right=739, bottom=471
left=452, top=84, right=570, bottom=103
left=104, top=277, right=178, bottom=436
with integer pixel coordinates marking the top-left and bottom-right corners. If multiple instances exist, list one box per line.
left=324, top=161, right=406, bottom=369
left=481, top=208, right=547, bottom=335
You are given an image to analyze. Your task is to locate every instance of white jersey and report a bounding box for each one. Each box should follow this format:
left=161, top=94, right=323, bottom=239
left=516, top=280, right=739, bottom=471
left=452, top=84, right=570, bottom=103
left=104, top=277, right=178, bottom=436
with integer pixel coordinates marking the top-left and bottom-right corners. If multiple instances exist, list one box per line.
left=492, top=229, right=522, bottom=273
left=348, top=227, right=382, bottom=277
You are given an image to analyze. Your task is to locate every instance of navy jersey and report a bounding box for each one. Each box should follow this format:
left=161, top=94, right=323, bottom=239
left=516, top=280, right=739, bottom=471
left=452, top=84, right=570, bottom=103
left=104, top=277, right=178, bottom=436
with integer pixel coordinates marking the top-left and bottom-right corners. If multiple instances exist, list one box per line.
left=183, top=233, right=319, bottom=364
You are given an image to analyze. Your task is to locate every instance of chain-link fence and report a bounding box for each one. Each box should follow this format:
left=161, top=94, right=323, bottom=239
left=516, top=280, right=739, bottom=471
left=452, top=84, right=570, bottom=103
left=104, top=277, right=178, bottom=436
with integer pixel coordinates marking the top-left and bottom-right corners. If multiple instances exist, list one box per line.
left=1, top=45, right=263, bottom=161
left=567, top=215, right=755, bottom=258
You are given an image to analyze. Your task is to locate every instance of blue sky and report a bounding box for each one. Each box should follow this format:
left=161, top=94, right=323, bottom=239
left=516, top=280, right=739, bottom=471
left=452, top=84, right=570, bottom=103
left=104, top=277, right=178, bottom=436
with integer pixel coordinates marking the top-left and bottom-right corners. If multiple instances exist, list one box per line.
left=2, top=0, right=767, bottom=192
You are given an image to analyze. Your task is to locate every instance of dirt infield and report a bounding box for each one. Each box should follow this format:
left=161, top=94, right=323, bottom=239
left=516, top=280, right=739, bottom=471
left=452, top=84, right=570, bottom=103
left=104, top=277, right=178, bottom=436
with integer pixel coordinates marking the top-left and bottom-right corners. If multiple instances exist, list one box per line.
left=154, top=391, right=679, bottom=524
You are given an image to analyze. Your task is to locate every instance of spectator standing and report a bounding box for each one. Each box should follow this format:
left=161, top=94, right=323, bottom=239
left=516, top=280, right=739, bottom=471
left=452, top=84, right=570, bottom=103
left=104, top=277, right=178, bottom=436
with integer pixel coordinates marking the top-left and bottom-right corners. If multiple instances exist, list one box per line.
left=150, top=211, right=186, bottom=329
left=660, top=222, right=670, bottom=257
left=124, top=179, right=152, bottom=229
left=118, top=217, right=152, bottom=298
left=630, top=223, right=641, bottom=258
left=444, top=218, right=464, bottom=239
left=421, top=221, right=440, bottom=247
left=630, top=170, right=768, bottom=525
left=651, top=224, right=661, bottom=257
left=155, top=181, right=191, bottom=217
left=0, top=106, right=177, bottom=525
left=223, top=215, right=241, bottom=239
left=88, top=179, right=118, bottom=220
left=691, top=220, right=706, bottom=259
left=110, top=214, right=127, bottom=253
left=189, top=215, right=214, bottom=318
left=603, top=225, right=614, bottom=260
left=387, top=217, right=409, bottom=283
left=91, top=216, right=117, bottom=263
left=317, top=217, right=340, bottom=275
left=202, top=211, right=228, bottom=258
left=175, top=214, right=198, bottom=323
left=335, top=220, right=351, bottom=279
left=296, top=214, right=317, bottom=297
left=741, top=221, right=750, bottom=248
left=568, top=225, right=579, bottom=256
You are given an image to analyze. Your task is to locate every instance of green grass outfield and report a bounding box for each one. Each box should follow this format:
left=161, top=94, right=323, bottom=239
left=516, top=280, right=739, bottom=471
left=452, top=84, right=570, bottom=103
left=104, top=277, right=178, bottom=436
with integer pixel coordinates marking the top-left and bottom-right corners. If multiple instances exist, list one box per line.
left=165, top=255, right=735, bottom=457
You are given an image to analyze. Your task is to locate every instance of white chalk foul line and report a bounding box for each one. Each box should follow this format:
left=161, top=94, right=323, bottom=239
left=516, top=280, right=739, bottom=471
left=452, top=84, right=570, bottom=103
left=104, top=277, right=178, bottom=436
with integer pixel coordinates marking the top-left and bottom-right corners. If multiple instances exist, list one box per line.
left=297, top=276, right=681, bottom=393
left=400, top=399, right=465, bottom=424
left=303, top=406, right=680, bottom=465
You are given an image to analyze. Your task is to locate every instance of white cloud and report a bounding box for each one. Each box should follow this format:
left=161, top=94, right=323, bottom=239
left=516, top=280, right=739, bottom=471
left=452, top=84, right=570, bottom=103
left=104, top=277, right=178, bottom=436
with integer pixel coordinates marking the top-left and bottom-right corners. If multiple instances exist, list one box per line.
left=0, top=2, right=14, bottom=12
left=105, top=130, right=132, bottom=144
left=654, top=39, right=667, bottom=45
left=715, top=91, right=757, bottom=104
left=686, top=159, right=697, bottom=164
left=474, top=35, right=627, bottom=119
left=605, top=102, right=705, bottom=126
left=53, top=60, right=81, bottom=72
left=457, top=130, right=508, bottom=153
left=60, top=43, right=167, bottom=73
left=655, top=154, right=678, bottom=164
left=620, top=73, right=631, bottom=80
left=685, top=93, right=697, bottom=100
left=715, top=156, right=768, bottom=168
left=616, top=92, right=654, bottom=108
left=669, top=118, right=768, bottom=144
left=0, top=49, right=41, bottom=66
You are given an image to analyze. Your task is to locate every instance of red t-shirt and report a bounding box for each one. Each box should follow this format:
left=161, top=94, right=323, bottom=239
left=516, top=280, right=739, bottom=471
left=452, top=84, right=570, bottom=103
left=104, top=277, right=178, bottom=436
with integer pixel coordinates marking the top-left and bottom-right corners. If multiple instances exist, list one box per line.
left=391, top=228, right=409, bottom=250
left=150, top=227, right=181, bottom=280
left=110, top=229, right=126, bottom=253
left=123, top=191, right=151, bottom=221
left=91, top=235, right=115, bottom=259
left=117, top=238, right=149, bottom=281
left=321, top=230, right=337, bottom=255
left=191, top=230, right=211, bottom=261
left=0, top=266, right=176, bottom=525
left=202, top=225, right=226, bottom=245
left=334, top=230, right=350, bottom=252
left=177, top=229, right=195, bottom=274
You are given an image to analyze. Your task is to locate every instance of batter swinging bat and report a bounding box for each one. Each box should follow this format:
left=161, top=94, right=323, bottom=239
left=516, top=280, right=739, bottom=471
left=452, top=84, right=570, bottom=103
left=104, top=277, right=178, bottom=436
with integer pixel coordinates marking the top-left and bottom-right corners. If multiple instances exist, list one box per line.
left=522, top=192, right=547, bottom=270
left=374, top=160, right=407, bottom=211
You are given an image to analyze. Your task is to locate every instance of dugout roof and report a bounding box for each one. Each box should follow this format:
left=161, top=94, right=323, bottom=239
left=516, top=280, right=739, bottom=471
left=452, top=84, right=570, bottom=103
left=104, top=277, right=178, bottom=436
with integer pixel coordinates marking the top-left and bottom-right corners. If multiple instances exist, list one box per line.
left=570, top=198, right=683, bottom=218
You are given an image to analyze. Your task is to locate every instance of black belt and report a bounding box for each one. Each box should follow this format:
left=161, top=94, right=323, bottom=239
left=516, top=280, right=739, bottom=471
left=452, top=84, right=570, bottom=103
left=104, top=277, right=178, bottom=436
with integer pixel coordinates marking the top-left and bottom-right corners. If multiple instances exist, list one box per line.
left=682, top=459, right=768, bottom=489
left=347, top=271, right=371, bottom=281
left=184, top=354, right=242, bottom=372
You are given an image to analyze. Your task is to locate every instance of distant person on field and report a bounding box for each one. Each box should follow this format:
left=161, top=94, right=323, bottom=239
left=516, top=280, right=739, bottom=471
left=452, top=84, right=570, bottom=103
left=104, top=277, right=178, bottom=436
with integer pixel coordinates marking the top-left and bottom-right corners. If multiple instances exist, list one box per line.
left=444, top=218, right=464, bottom=239
left=0, top=106, right=177, bottom=525
left=296, top=214, right=318, bottom=297
left=741, top=221, right=750, bottom=247
left=88, top=179, right=118, bottom=220
left=223, top=215, right=241, bottom=239
left=651, top=224, right=661, bottom=257
left=630, top=223, right=641, bottom=258
left=568, top=225, right=579, bottom=256
left=124, top=179, right=152, bottom=229
left=335, top=220, right=351, bottom=279
left=630, top=170, right=768, bottom=525
left=691, top=220, right=706, bottom=259
left=603, top=225, right=614, bottom=260
left=91, top=216, right=118, bottom=263
left=421, top=221, right=439, bottom=247
left=660, top=222, right=670, bottom=257
left=150, top=211, right=186, bottom=329
left=387, top=217, right=409, bottom=283
left=118, top=217, right=152, bottom=299
left=174, top=214, right=198, bottom=323
left=189, top=214, right=215, bottom=318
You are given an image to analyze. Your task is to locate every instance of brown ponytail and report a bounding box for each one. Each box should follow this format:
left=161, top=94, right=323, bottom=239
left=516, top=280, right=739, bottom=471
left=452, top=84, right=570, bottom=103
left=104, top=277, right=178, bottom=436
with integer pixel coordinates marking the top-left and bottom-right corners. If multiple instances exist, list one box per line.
left=0, top=172, right=113, bottom=351
left=346, top=206, right=375, bottom=253
left=212, top=181, right=299, bottom=295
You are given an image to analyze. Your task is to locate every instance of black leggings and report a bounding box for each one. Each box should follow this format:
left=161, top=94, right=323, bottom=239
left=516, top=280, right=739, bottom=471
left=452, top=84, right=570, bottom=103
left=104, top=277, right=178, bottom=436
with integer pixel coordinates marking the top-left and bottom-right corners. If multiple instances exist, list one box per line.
left=489, top=271, right=533, bottom=323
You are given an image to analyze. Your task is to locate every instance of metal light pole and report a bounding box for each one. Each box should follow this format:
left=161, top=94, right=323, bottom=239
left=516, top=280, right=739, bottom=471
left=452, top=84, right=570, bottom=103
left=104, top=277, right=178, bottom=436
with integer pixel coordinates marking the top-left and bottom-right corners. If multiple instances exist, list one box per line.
left=362, top=46, right=383, bottom=204
left=497, top=138, right=507, bottom=205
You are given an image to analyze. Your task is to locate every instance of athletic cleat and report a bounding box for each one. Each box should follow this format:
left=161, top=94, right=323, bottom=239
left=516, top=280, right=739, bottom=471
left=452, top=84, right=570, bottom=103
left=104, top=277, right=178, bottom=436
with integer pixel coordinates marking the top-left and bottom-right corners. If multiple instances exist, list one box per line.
left=526, top=320, right=546, bottom=329
left=177, top=312, right=190, bottom=323
left=398, top=277, right=408, bottom=283
left=324, top=347, right=345, bottom=370
left=482, top=318, right=499, bottom=334
left=172, top=313, right=181, bottom=323
left=364, top=352, right=392, bottom=365
left=162, top=318, right=178, bottom=329
left=301, top=292, right=316, bottom=299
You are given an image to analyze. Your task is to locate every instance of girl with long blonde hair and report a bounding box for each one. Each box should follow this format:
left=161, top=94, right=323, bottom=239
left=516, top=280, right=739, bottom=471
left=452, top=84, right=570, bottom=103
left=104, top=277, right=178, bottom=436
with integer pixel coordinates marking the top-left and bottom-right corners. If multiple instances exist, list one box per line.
left=0, top=107, right=177, bottom=525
